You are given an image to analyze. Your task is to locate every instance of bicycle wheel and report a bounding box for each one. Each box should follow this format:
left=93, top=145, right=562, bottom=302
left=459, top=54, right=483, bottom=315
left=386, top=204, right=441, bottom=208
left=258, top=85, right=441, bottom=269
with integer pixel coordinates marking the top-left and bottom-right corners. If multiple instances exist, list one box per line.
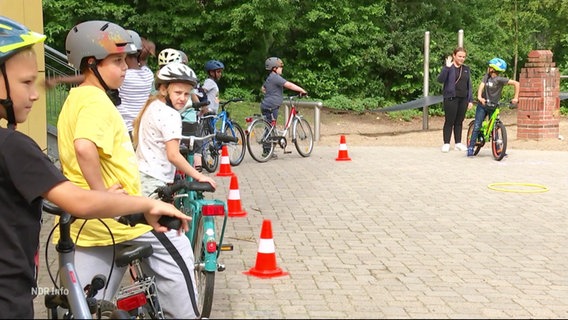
left=292, top=117, right=314, bottom=157
left=492, top=121, right=507, bottom=161
left=246, top=118, right=274, bottom=163
left=192, top=215, right=215, bottom=318
left=201, top=124, right=220, bottom=173
left=225, top=121, right=246, bottom=166
left=466, top=120, right=483, bottom=155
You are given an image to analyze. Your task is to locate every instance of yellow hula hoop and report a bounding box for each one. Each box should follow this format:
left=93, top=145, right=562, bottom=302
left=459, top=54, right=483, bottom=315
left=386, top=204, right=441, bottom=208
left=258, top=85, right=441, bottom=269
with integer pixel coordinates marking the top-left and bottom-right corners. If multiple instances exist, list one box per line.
left=487, top=182, right=549, bottom=193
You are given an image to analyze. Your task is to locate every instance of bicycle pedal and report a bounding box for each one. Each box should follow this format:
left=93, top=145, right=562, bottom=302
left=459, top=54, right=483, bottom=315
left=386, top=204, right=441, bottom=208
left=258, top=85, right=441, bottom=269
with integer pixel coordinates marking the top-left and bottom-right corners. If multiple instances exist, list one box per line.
left=284, top=151, right=292, bottom=154
left=220, top=243, right=233, bottom=251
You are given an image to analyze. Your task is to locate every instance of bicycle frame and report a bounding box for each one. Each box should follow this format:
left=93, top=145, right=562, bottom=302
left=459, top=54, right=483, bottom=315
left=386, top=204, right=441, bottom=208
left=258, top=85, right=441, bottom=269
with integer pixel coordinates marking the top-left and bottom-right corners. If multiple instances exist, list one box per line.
left=480, top=106, right=501, bottom=141
left=170, top=133, right=236, bottom=317
left=42, top=202, right=99, bottom=319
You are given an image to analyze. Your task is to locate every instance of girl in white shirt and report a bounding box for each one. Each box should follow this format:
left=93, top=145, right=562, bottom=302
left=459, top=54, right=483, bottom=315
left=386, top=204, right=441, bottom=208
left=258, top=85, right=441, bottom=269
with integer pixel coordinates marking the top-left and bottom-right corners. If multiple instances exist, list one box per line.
left=133, top=62, right=216, bottom=196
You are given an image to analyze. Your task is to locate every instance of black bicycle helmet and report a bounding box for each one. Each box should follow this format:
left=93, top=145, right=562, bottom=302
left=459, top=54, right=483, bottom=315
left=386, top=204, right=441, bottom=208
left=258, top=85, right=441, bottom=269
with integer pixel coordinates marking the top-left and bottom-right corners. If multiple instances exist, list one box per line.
left=0, top=15, right=46, bottom=128
left=265, top=57, right=283, bottom=70
left=205, top=60, right=224, bottom=71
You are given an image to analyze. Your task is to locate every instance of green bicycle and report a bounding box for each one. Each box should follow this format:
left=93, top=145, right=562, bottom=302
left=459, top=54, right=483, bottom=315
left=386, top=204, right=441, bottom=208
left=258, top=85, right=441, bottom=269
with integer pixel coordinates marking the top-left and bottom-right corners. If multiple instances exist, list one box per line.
left=466, top=102, right=516, bottom=161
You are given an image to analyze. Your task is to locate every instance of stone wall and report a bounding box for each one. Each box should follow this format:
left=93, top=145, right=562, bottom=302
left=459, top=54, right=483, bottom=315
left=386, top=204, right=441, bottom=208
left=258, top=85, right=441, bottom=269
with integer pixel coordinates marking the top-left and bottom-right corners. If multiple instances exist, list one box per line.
left=517, top=50, right=560, bottom=140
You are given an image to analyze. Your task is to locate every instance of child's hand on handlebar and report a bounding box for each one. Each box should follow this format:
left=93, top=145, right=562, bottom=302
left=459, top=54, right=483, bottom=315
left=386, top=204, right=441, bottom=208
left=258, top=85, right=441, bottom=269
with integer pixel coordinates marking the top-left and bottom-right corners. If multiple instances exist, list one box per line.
left=196, top=174, right=217, bottom=190
left=144, top=201, right=191, bottom=234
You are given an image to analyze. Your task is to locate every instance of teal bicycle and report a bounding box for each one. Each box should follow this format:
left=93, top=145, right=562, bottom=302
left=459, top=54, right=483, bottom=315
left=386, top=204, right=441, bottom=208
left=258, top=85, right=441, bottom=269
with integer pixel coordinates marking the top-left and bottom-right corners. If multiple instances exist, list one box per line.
left=153, top=131, right=236, bottom=318
left=466, top=102, right=516, bottom=161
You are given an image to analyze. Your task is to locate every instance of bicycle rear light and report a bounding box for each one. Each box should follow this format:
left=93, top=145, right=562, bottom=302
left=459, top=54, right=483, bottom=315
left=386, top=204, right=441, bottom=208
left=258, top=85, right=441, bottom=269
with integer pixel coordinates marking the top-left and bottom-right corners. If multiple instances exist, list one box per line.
left=117, top=292, right=146, bottom=311
left=206, top=240, right=217, bottom=253
left=201, top=204, right=225, bottom=216
left=245, top=117, right=253, bottom=123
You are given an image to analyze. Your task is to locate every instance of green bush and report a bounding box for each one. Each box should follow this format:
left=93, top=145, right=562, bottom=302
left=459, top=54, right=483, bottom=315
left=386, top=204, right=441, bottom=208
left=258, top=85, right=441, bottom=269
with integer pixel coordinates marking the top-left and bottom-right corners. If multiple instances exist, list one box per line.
left=222, top=87, right=256, bottom=102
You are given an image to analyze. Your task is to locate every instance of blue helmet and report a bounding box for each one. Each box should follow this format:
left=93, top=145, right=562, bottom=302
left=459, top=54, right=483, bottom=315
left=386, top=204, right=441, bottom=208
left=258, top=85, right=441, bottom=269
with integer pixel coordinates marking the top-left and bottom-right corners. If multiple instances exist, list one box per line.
left=205, top=60, right=224, bottom=71
left=0, top=15, right=46, bottom=64
left=488, top=58, right=507, bottom=72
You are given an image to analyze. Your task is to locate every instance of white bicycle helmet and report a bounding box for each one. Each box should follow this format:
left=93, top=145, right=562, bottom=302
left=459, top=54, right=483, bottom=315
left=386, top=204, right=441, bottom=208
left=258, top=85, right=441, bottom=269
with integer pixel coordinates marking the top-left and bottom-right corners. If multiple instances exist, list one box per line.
left=158, top=48, right=182, bottom=67
left=156, top=62, right=198, bottom=87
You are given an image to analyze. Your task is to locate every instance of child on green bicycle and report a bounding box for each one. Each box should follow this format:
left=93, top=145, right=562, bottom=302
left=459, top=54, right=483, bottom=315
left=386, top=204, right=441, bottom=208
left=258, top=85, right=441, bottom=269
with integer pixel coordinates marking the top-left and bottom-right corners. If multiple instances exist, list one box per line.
left=260, top=57, right=307, bottom=157
left=467, top=57, right=519, bottom=157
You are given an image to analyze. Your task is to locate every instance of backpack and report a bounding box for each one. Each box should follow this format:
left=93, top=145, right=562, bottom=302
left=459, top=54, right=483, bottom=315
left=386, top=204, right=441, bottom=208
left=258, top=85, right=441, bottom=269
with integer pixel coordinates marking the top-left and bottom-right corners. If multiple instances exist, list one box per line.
left=195, top=83, right=208, bottom=104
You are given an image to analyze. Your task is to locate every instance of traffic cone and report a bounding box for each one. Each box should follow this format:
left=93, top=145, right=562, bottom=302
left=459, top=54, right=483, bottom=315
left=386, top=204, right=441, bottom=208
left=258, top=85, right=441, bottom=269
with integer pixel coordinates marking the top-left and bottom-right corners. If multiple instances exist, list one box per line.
left=227, top=175, right=247, bottom=217
left=216, top=145, right=234, bottom=177
left=335, top=135, right=352, bottom=161
left=243, top=219, right=288, bottom=278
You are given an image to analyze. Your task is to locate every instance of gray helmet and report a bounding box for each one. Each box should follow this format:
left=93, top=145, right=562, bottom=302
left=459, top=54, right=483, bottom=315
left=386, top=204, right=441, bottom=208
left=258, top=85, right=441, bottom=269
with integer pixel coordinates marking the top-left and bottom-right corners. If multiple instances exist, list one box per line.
left=65, top=20, right=137, bottom=69
left=127, top=30, right=142, bottom=52
left=156, top=62, right=198, bottom=88
left=265, top=57, right=283, bottom=70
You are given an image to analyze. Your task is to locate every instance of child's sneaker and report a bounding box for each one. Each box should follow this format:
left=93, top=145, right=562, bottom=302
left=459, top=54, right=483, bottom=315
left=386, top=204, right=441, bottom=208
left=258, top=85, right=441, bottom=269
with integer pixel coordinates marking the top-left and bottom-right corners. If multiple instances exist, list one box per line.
left=454, top=143, right=467, bottom=151
left=467, top=148, right=474, bottom=157
left=441, top=144, right=450, bottom=153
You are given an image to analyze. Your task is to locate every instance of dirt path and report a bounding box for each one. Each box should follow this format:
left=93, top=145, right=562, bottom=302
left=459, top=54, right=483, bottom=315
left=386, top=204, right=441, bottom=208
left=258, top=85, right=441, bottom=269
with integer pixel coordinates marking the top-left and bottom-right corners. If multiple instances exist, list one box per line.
left=315, top=108, right=568, bottom=152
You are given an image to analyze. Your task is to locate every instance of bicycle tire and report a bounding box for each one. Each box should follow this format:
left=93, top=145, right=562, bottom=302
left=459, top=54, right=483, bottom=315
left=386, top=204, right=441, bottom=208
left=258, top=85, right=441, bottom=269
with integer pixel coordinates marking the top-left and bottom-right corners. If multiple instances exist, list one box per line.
left=225, top=121, right=246, bottom=166
left=492, top=121, right=507, bottom=161
left=192, top=215, right=215, bottom=318
left=246, top=118, right=274, bottom=163
left=292, top=117, right=314, bottom=157
left=97, top=300, right=118, bottom=319
left=466, top=120, right=483, bottom=155
left=201, top=124, right=220, bottom=173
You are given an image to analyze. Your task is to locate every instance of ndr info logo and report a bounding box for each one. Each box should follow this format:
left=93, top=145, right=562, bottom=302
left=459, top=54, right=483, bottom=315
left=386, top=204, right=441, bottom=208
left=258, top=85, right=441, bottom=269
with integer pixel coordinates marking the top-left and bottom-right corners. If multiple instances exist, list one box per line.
left=32, top=287, right=69, bottom=296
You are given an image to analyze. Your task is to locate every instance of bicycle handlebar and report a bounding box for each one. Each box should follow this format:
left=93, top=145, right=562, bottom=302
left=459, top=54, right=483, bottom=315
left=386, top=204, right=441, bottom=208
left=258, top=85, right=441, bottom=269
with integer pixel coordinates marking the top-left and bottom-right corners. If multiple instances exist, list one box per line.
left=155, top=180, right=216, bottom=203
left=181, top=132, right=238, bottom=151
left=43, top=199, right=184, bottom=230
left=179, top=100, right=211, bottom=115
left=117, top=213, right=182, bottom=230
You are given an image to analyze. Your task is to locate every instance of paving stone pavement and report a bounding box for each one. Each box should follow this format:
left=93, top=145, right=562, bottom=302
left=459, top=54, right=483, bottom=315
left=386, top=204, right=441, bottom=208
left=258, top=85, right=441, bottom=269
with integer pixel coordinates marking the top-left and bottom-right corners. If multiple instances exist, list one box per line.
left=35, top=144, right=568, bottom=319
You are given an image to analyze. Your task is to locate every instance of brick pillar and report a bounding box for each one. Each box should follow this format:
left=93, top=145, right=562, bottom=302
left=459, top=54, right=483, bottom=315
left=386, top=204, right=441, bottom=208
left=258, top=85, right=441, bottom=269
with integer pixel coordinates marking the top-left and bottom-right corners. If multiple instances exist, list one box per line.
left=517, top=50, right=560, bottom=140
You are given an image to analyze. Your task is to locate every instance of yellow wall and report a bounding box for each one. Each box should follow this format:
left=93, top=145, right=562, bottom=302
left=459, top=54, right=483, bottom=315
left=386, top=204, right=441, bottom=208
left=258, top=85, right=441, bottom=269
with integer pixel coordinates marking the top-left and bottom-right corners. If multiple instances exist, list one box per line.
left=1, top=0, right=47, bottom=150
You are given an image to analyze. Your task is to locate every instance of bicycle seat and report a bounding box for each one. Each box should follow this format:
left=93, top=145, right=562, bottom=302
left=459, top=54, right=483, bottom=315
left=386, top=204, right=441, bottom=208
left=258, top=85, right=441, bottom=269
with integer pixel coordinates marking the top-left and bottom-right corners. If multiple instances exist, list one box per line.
left=115, top=243, right=153, bottom=267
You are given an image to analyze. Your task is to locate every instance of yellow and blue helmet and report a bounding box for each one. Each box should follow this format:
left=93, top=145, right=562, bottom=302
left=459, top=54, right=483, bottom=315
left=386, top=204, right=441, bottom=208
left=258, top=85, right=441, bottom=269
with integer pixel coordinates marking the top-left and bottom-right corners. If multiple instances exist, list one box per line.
left=0, top=16, right=46, bottom=128
left=0, top=15, right=46, bottom=65
left=488, top=58, right=507, bottom=72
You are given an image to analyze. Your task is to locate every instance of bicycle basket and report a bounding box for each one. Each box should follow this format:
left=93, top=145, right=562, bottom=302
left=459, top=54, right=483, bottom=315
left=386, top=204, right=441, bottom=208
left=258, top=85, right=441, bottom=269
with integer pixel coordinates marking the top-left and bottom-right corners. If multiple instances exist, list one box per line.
left=182, top=121, right=200, bottom=137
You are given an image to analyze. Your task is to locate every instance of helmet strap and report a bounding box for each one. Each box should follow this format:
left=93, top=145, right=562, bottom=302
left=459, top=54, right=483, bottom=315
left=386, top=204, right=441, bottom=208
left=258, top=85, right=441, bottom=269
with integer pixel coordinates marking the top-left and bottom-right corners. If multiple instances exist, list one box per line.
left=88, top=62, right=122, bottom=106
left=0, top=64, right=16, bottom=129
left=165, top=96, right=174, bottom=109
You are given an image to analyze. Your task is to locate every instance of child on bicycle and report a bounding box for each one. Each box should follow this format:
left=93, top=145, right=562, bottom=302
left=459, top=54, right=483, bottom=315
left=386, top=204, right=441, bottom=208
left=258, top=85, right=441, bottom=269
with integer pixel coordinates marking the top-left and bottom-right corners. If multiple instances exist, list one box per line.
left=132, top=61, right=216, bottom=196
left=0, top=16, right=189, bottom=318
left=57, top=20, right=199, bottom=319
left=261, top=57, right=307, bottom=157
left=202, top=59, right=224, bottom=114
left=467, top=57, right=519, bottom=157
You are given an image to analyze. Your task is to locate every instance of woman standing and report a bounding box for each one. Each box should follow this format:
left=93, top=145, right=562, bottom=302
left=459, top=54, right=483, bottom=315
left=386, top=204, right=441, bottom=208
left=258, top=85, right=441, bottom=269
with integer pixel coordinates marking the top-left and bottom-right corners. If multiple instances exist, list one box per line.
left=437, top=47, right=473, bottom=153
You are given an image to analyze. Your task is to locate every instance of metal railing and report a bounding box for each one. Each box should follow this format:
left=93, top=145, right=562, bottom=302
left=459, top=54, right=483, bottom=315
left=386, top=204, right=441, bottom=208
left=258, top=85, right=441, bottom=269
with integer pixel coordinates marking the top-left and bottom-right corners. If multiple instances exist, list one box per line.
left=44, top=44, right=79, bottom=130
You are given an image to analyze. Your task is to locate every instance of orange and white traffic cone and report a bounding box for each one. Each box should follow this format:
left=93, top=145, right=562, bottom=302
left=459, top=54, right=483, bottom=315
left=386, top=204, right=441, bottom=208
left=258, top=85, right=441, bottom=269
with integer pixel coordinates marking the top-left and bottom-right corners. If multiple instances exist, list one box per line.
left=335, top=135, right=352, bottom=161
left=227, top=175, right=247, bottom=217
left=216, top=145, right=234, bottom=177
left=243, top=219, right=288, bottom=278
